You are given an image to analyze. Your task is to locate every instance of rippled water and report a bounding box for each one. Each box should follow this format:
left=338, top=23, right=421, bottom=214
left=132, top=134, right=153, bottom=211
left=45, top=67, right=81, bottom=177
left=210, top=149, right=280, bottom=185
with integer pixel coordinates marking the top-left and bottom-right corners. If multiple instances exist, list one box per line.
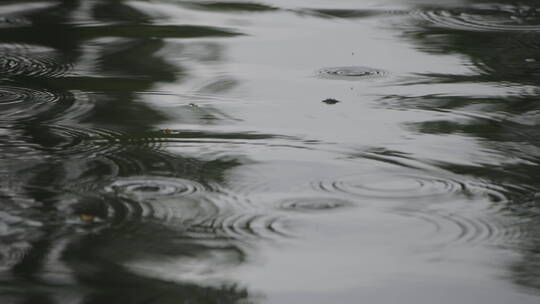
left=1, top=0, right=540, bottom=303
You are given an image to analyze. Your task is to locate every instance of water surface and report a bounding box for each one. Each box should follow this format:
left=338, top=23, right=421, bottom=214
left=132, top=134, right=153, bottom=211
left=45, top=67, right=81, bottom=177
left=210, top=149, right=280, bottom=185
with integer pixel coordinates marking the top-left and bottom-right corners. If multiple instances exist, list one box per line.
left=1, top=0, right=540, bottom=303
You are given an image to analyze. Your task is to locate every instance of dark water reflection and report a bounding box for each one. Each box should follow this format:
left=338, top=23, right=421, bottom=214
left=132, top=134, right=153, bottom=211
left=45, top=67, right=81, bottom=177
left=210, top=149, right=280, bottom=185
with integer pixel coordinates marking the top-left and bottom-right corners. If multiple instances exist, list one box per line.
left=2, top=0, right=540, bottom=303
left=394, top=1, right=540, bottom=293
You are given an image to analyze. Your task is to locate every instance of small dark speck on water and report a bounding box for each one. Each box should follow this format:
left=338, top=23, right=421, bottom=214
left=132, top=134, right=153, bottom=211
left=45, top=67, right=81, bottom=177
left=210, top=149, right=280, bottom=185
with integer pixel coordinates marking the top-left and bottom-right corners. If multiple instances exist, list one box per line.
left=79, top=214, right=95, bottom=222
left=160, top=129, right=180, bottom=135
left=322, top=98, right=340, bottom=104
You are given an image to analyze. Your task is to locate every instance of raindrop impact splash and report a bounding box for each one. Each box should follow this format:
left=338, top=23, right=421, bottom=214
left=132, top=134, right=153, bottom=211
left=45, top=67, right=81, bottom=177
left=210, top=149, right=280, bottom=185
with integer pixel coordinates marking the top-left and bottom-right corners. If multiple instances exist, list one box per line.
left=317, top=66, right=387, bottom=80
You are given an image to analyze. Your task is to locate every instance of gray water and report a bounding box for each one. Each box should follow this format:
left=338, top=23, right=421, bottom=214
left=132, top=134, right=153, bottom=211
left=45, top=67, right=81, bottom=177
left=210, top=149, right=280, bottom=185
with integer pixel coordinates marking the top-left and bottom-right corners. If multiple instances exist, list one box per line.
left=1, top=0, right=540, bottom=303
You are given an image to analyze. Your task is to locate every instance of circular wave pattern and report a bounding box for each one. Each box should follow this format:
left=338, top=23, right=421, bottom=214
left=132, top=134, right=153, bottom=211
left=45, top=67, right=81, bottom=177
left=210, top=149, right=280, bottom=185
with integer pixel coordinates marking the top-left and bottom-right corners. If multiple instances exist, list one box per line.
left=187, top=212, right=291, bottom=240
left=0, top=86, right=66, bottom=122
left=109, top=197, right=206, bottom=226
left=0, top=85, right=86, bottom=123
left=13, top=125, right=126, bottom=157
left=0, top=86, right=57, bottom=106
left=65, top=192, right=220, bottom=235
left=50, top=128, right=249, bottom=156
left=72, top=183, right=292, bottom=241
left=317, top=66, right=387, bottom=80
left=104, top=177, right=206, bottom=200
left=311, top=173, right=511, bottom=203
left=27, top=125, right=185, bottom=158
left=82, top=177, right=292, bottom=241
left=0, top=44, right=71, bottom=78
left=277, top=197, right=354, bottom=212
left=313, top=174, right=467, bottom=199
left=416, top=5, right=540, bottom=32
left=396, top=207, right=529, bottom=247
